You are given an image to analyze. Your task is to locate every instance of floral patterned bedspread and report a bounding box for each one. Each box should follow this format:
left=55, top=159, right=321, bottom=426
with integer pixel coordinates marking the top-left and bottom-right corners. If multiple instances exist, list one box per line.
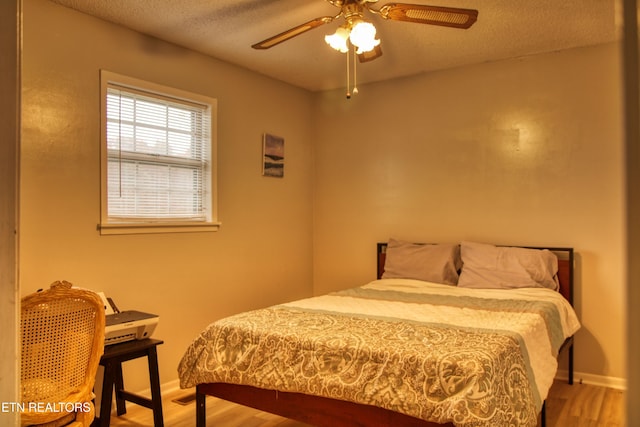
left=178, top=279, right=580, bottom=427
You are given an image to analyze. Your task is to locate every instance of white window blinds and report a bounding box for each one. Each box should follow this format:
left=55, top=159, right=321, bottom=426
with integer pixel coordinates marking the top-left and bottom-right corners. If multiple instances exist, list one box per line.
left=105, top=85, right=211, bottom=222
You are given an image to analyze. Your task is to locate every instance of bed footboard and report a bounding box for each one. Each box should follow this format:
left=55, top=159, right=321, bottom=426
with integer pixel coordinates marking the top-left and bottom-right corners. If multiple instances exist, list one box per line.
left=196, top=383, right=451, bottom=426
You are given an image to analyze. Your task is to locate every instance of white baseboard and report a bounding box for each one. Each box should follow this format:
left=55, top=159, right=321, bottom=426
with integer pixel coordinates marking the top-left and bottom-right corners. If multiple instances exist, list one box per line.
left=556, top=369, right=627, bottom=390
left=160, top=378, right=183, bottom=395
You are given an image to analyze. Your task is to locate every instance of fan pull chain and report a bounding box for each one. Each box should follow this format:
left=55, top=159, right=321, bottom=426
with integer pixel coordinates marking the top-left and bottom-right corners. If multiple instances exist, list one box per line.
left=352, top=47, right=359, bottom=95
left=346, top=44, right=351, bottom=99
left=346, top=43, right=359, bottom=99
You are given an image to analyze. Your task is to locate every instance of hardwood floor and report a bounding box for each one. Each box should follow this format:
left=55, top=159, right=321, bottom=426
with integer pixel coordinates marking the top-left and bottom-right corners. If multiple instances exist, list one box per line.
left=105, top=380, right=625, bottom=427
left=544, top=381, right=625, bottom=427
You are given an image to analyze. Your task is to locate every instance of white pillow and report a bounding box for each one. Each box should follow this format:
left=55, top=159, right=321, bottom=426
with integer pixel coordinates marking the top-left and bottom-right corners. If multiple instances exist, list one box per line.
left=457, top=241, right=558, bottom=290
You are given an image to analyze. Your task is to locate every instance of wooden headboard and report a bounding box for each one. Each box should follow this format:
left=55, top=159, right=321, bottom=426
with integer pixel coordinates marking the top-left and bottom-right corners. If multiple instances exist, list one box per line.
left=376, top=243, right=574, bottom=305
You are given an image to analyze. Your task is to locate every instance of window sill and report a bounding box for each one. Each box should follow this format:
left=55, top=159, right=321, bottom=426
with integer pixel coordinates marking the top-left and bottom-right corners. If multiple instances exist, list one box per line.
left=98, top=221, right=221, bottom=235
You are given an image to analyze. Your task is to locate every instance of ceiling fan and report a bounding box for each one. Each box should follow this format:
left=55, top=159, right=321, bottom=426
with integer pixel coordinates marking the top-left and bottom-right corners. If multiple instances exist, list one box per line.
left=252, top=0, right=478, bottom=63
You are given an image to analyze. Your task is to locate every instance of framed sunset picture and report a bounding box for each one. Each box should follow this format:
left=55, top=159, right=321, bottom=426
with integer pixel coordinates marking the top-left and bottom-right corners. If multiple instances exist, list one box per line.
left=262, top=133, right=284, bottom=178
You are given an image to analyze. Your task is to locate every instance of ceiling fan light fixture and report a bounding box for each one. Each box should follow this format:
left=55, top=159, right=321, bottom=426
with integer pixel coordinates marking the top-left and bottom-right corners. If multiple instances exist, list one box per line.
left=324, top=26, right=350, bottom=52
left=349, top=20, right=380, bottom=54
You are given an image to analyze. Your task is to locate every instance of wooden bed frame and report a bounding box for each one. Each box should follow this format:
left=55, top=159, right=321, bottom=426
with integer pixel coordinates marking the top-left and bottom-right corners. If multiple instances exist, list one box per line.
left=195, top=243, right=576, bottom=427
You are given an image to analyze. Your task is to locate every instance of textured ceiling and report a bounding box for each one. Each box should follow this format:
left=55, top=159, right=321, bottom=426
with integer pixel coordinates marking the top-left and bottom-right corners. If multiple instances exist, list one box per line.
left=49, top=0, right=619, bottom=92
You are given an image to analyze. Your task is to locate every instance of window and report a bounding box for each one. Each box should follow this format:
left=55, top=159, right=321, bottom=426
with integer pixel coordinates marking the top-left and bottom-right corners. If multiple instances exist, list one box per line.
left=99, top=71, right=219, bottom=234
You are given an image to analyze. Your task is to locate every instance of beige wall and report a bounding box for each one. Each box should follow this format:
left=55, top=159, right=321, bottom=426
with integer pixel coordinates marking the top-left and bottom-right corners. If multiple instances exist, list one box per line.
left=313, top=44, right=625, bottom=383
left=20, top=0, right=314, bottom=391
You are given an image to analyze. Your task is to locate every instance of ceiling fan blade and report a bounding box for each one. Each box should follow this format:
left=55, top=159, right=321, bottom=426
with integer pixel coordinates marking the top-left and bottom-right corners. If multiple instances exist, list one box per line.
left=358, top=45, right=383, bottom=63
left=378, top=3, right=478, bottom=29
left=252, top=16, right=335, bottom=49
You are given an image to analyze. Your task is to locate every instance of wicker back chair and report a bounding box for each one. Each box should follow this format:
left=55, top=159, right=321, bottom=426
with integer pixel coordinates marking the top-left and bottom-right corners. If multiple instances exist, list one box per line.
left=21, top=281, right=105, bottom=427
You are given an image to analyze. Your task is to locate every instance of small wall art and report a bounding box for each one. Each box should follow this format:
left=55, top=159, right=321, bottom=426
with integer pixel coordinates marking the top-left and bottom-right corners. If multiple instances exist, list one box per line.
left=262, top=133, right=284, bottom=178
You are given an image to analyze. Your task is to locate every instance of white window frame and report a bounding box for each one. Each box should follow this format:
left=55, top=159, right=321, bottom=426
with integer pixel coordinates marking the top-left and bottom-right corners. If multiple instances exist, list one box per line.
left=99, top=70, right=219, bottom=235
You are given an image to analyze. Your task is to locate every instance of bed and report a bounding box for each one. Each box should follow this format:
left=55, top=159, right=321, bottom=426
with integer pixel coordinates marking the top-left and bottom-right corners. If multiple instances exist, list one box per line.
left=178, top=241, right=580, bottom=427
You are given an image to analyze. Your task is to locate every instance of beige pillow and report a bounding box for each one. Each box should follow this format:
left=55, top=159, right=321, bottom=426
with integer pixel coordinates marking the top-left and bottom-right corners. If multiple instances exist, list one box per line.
left=457, top=241, right=558, bottom=290
left=382, top=239, right=462, bottom=285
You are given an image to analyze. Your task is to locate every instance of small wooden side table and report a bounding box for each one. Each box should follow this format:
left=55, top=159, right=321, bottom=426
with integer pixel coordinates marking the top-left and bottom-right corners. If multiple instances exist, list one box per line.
left=92, top=338, right=164, bottom=427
